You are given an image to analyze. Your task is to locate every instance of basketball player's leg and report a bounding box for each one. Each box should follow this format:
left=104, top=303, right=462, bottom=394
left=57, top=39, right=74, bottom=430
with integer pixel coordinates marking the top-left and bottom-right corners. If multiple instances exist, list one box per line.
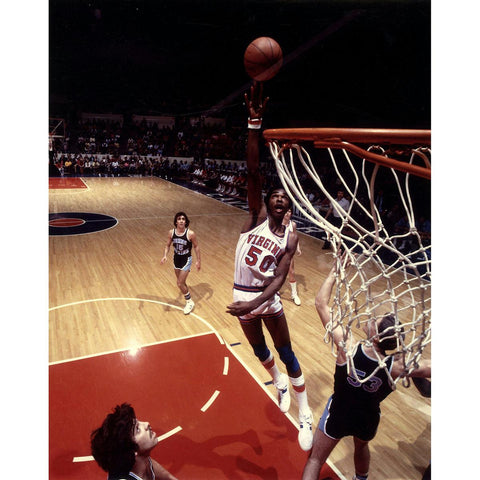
left=175, top=262, right=194, bottom=314
left=263, top=313, right=301, bottom=378
left=264, top=313, right=313, bottom=450
left=241, top=320, right=277, bottom=372
left=240, top=319, right=290, bottom=413
left=350, top=409, right=377, bottom=478
left=288, top=260, right=301, bottom=305
left=288, top=259, right=296, bottom=283
left=240, top=318, right=265, bottom=346
left=302, top=429, right=339, bottom=480
left=174, top=268, right=189, bottom=295
left=352, top=437, right=370, bottom=480
left=235, top=291, right=276, bottom=366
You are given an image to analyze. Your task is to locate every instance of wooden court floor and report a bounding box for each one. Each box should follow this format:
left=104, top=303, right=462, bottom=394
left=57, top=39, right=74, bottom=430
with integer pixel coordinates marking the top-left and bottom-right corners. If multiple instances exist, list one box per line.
left=49, top=176, right=431, bottom=479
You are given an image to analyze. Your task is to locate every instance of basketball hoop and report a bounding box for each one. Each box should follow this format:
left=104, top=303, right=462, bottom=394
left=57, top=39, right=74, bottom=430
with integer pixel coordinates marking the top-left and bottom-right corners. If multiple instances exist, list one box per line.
left=264, top=127, right=431, bottom=388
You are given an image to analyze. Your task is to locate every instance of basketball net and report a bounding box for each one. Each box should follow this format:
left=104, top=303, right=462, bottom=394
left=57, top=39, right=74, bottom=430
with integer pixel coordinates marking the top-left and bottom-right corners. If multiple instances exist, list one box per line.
left=265, top=129, right=431, bottom=388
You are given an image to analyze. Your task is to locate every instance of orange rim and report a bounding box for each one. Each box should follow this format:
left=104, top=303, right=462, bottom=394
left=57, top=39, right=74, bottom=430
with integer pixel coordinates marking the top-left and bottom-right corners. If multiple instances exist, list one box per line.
left=264, top=128, right=431, bottom=179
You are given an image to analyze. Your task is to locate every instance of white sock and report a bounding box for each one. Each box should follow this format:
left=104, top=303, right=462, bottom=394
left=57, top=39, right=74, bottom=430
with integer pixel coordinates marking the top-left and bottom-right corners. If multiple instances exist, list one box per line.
left=261, top=353, right=282, bottom=384
left=290, top=374, right=310, bottom=414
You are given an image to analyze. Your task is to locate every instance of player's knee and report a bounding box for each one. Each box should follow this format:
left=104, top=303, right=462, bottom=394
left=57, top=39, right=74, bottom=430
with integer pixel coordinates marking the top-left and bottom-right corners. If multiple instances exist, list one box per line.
left=276, top=344, right=300, bottom=373
left=251, top=341, right=270, bottom=363
left=353, top=437, right=370, bottom=449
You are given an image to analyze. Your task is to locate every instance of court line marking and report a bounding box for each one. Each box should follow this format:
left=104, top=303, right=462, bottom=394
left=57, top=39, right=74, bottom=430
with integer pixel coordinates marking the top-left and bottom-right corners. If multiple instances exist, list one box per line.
left=50, top=298, right=226, bottom=465
left=49, top=180, right=90, bottom=194
left=51, top=297, right=346, bottom=479
left=48, top=213, right=119, bottom=237
left=225, top=341, right=347, bottom=480
left=157, top=425, right=183, bottom=441
left=201, top=390, right=220, bottom=412
left=49, top=297, right=224, bottom=365
left=72, top=455, right=94, bottom=463
left=223, top=356, right=229, bottom=375
left=49, top=330, right=215, bottom=365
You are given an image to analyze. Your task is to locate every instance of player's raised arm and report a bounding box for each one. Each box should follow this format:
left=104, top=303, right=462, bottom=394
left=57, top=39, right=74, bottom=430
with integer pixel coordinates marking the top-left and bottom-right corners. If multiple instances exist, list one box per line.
left=242, top=82, right=269, bottom=233
left=315, top=255, right=349, bottom=351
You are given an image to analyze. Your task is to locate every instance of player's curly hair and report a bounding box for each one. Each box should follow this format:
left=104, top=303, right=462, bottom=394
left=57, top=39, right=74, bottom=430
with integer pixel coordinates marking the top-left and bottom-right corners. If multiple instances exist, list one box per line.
left=90, top=403, right=138, bottom=478
left=174, top=211, right=190, bottom=227
left=378, top=314, right=405, bottom=354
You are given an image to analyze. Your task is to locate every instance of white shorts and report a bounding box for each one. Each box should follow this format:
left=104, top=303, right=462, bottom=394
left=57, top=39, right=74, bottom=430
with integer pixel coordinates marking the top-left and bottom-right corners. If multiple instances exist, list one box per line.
left=233, top=285, right=283, bottom=324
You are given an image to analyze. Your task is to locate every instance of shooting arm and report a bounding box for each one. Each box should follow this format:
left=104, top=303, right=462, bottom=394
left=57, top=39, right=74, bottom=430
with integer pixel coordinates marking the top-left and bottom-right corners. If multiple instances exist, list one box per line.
left=242, top=83, right=269, bottom=232
left=246, top=128, right=263, bottom=216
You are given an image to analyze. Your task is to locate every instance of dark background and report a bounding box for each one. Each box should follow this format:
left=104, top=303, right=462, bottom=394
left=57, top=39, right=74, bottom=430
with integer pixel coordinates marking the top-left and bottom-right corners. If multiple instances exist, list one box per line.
left=49, top=0, right=431, bottom=129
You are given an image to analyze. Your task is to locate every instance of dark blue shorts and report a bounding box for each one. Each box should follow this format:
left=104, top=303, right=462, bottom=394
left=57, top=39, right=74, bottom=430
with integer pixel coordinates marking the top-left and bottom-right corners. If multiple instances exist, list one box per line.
left=174, top=255, right=192, bottom=271
left=318, top=395, right=381, bottom=441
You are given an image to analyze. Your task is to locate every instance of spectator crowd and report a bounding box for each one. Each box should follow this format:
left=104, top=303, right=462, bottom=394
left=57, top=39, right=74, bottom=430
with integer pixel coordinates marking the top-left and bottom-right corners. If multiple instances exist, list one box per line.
left=49, top=115, right=430, bottom=259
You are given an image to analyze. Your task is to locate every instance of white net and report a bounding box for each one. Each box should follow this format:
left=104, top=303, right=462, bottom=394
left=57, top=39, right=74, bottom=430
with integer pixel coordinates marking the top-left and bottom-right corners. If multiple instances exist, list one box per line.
left=267, top=136, right=431, bottom=388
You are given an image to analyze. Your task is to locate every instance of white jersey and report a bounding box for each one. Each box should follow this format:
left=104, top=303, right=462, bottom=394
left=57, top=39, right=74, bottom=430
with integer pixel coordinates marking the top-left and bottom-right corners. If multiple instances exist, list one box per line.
left=330, top=197, right=350, bottom=218
left=234, top=218, right=291, bottom=290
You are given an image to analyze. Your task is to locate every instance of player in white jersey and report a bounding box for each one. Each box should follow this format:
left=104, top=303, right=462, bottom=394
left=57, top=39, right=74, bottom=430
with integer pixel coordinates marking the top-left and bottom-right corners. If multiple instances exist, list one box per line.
left=226, top=82, right=313, bottom=451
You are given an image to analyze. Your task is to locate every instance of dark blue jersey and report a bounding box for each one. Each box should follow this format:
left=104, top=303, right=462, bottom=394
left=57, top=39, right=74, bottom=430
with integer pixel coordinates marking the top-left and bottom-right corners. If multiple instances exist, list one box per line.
left=332, top=344, right=394, bottom=413
left=172, top=228, right=192, bottom=268
left=107, top=457, right=155, bottom=479
left=108, top=474, right=137, bottom=480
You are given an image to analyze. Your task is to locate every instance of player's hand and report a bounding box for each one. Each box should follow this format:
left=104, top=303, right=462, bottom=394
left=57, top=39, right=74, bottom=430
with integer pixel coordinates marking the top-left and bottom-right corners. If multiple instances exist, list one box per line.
left=332, top=251, right=352, bottom=274
left=244, top=82, right=269, bottom=120
left=226, top=301, right=253, bottom=317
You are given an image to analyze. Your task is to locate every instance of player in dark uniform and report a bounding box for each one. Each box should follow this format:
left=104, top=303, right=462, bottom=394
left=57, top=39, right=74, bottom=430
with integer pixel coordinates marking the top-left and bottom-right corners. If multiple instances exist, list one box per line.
left=161, top=212, right=201, bottom=314
left=320, top=343, right=395, bottom=443
left=302, top=256, right=431, bottom=480
left=91, top=403, right=177, bottom=480
left=172, top=224, right=193, bottom=269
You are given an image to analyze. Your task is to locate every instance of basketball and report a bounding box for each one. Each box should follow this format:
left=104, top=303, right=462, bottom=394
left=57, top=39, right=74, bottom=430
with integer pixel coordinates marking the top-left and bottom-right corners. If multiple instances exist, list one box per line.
left=244, top=36, right=283, bottom=82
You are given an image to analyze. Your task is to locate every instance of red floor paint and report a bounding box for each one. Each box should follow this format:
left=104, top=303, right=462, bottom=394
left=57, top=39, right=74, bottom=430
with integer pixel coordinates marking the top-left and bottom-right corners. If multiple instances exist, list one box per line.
left=49, top=177, right=87, bottom=189
left=49, top=333, right=341, bottom=479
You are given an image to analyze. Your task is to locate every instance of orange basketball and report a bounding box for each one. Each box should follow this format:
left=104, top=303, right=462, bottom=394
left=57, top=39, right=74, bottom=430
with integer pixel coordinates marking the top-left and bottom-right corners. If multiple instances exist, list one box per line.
left=244, top=36, right=283, bottom=82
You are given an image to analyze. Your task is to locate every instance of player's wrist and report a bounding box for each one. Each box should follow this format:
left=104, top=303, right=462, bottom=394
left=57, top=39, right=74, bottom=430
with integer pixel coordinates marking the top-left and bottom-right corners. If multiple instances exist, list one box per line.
left=248, top=117, right=262, bottom=129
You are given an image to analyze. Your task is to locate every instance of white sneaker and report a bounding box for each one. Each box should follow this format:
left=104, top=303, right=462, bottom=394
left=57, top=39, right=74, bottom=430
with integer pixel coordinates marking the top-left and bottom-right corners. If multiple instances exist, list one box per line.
left=298, top=409, right=314, bottom=451
left=183, top=299, right=195, bottom=315
left=292, top=294, right=301, bottom=306
left=274, top=373, right=291, bottom=413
